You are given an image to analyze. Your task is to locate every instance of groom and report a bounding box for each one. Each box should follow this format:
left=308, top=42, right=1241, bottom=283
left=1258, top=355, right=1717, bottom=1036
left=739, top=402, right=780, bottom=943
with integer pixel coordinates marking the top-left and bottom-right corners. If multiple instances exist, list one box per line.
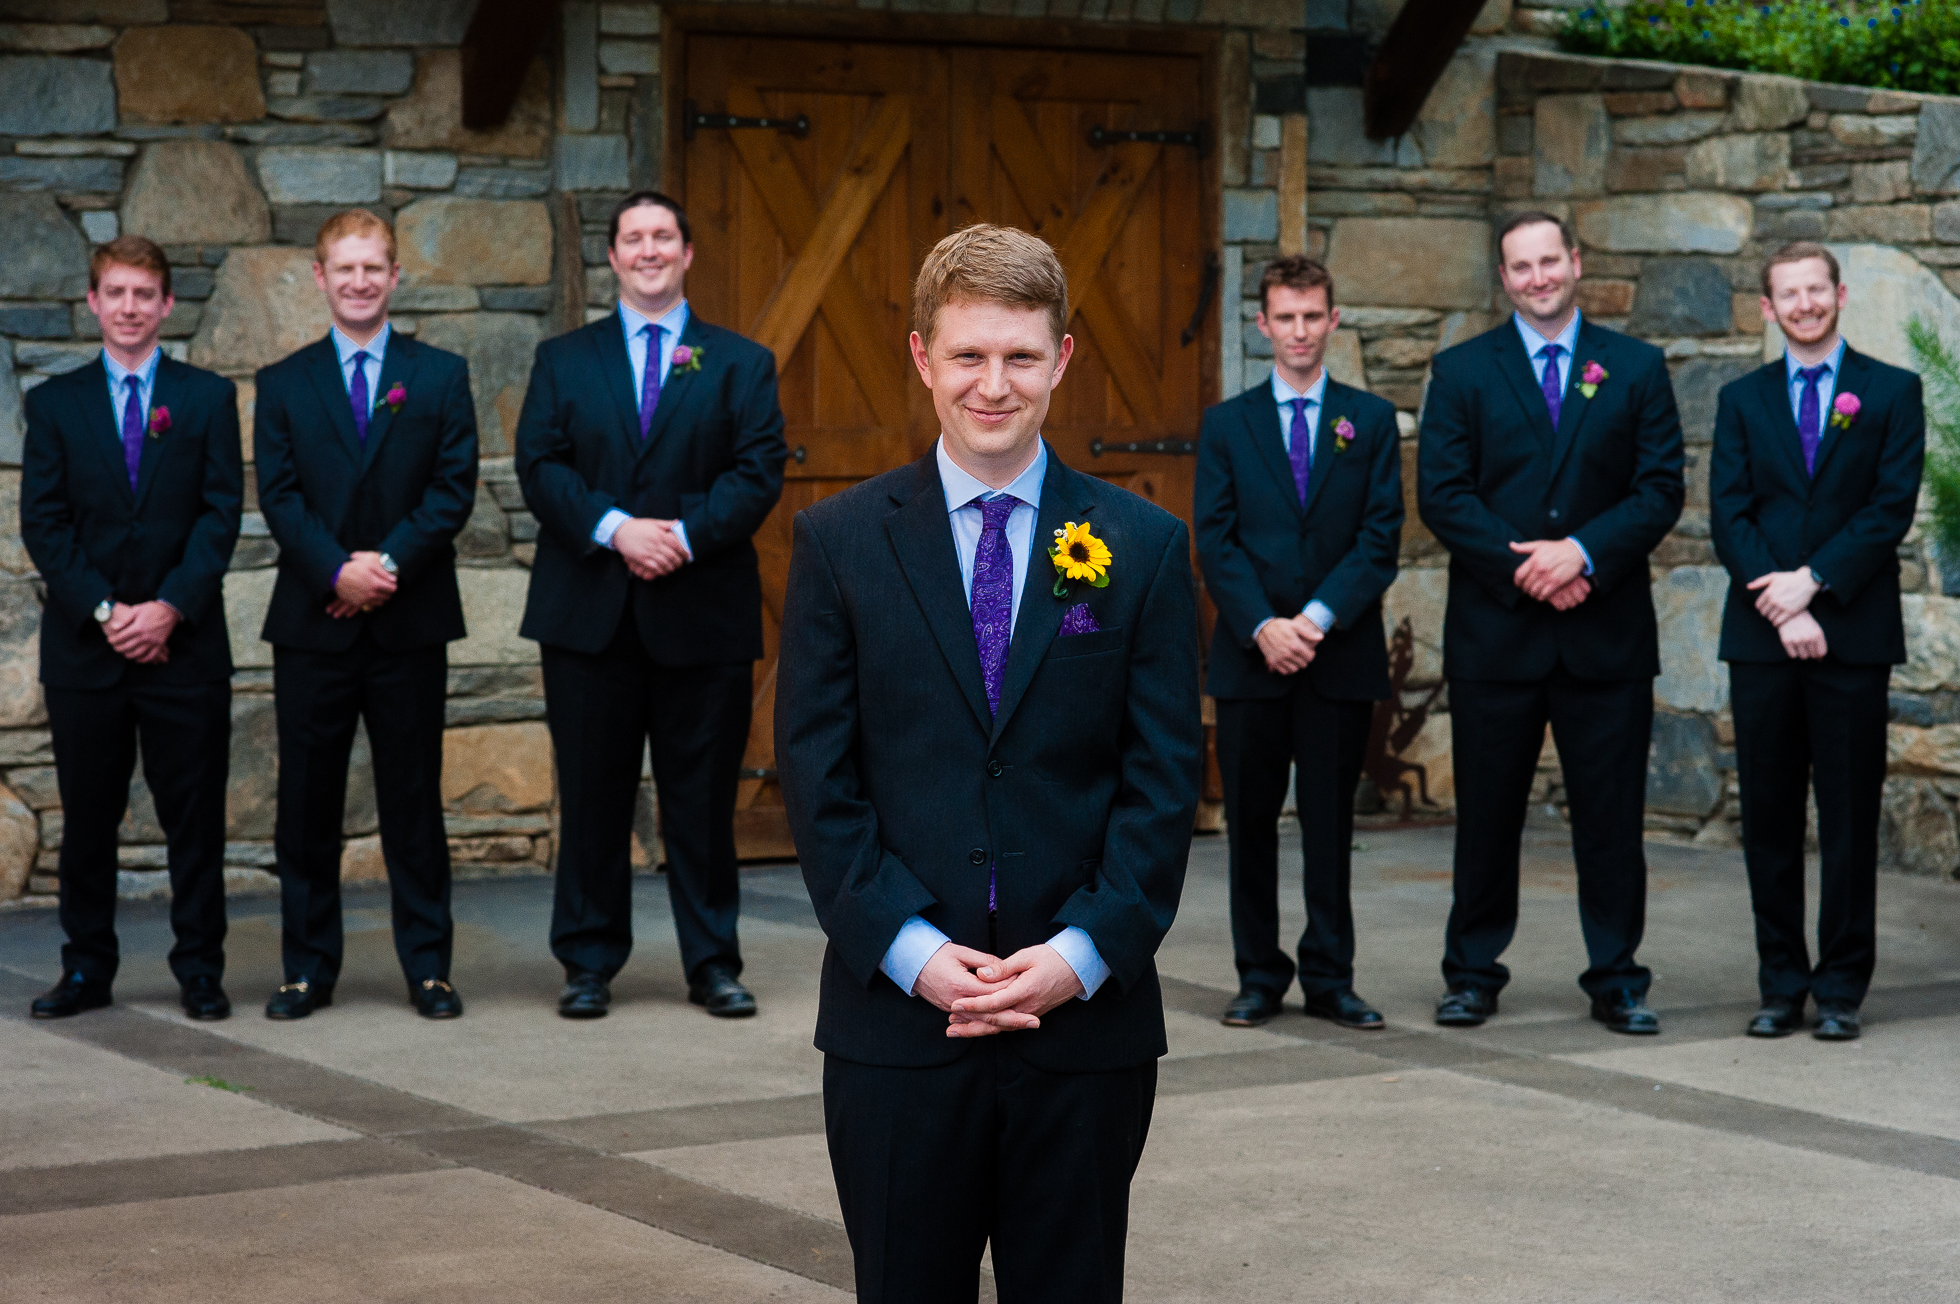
left=776, top=225, right=1201, bottom=1302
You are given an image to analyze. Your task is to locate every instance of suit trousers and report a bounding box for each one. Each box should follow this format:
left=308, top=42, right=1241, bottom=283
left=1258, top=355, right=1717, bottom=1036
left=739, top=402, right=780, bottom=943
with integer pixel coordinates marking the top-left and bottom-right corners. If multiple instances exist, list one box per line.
left=1216, top=683, right=1373, bottom=999
left=824, top=1043, right=1156, bottom=1304
left=1729, top=658, right=1890, bottom=1008
left=543, top=614, right=750, bottom=982
left=45, top=675, right=231, bottom=985
left=1444, top=669, right=1653, bottom=998
left=272, top=631, right=452, bottom=987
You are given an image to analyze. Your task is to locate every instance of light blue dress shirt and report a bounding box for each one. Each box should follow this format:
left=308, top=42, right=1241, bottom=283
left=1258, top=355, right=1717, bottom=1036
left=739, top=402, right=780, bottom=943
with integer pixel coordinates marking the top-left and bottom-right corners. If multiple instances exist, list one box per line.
left=593, top=299, right=694, bottom=559
left=876, top=437, right=1111, bottom=1003
left=102, top=345, right=161, bottom=429
left=329, top=321, right=389, bottom=400
left=1252, top=367, right=1338, bottom=638
left=1513, top=311, right=1595, bottom=577
left=1784, top=336, right=1845, bottom=428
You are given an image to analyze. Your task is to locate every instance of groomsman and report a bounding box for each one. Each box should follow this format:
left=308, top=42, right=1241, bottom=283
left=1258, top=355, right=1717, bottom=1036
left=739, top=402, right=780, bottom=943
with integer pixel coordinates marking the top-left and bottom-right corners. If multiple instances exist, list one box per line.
left=1418, top=211, right=1684, bottom=1033
left=516, top=191, right=786, bottom=1019
left=1711, top=242, right=1924, bottom=1042
left=1195, top=256, right=1402, bottom=1030
left=253, top=209, right=479, bottom=1020
left=21, top=236, right=243, bottom=1020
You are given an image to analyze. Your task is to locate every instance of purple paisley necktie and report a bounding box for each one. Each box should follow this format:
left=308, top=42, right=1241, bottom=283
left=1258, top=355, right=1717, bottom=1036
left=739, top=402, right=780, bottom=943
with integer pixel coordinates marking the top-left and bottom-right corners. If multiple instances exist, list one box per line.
left=639, top=324, right=663, bottom=440
left=1796, top=364, right=1827, bottom=477
left=1287, top=397, right=1312, bottom=503
left=1538, top=342, right=1564, bottom=430
left=120, top=375, right=144, bottom=491
left=349, top=350, right=370, bottom=445
left=970, top=494, right=1019, bottom=916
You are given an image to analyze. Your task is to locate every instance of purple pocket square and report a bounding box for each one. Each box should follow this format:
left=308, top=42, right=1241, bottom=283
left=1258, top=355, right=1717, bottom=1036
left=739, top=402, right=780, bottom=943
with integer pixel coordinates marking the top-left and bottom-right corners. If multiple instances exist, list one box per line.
left=1060, top=602, right=1101, bottom=636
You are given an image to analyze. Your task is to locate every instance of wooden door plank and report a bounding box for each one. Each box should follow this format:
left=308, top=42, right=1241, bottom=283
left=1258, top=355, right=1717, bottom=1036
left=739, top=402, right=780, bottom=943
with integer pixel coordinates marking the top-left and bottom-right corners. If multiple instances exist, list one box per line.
left=749, top=95, right=912, bottom=378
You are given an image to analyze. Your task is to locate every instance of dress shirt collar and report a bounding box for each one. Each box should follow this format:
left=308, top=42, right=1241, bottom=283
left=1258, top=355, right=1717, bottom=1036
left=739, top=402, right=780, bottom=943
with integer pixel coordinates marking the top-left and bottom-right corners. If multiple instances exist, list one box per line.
left=619, top=297, right=690, bottom=343
left=330, top=321, right=390, bottom=368
left=937, top=436, right=1047, bottom=514
left=1514, top=309, right=1581, bottom=361
left=103, top=345, right=161, bottom=393
left=1785, top=336, right=1846, bottom=384
left=1270, top=366, right=1328, bottom=409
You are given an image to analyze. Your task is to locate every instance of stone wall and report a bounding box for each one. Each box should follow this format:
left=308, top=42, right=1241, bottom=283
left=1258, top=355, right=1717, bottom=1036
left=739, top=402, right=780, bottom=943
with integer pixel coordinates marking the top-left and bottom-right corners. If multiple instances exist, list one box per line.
left=1305, top=40, right=1960, bottom=879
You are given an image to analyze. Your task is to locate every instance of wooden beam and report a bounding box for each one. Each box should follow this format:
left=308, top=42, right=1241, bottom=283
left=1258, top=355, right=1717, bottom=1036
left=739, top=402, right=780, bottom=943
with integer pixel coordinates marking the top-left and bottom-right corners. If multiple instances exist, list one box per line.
left=1278, top=112, right=1307, bottom=256
left=461, top=0, right=560, bottom=131
left=1362, top=0, right=1486, bottom=141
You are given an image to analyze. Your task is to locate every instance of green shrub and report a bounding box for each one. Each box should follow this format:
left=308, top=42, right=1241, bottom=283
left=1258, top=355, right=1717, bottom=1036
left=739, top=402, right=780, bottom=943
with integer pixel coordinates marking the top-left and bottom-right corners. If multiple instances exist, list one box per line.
left=1908, top=316, right=1960, bottom=582
left=1560, top=0, right=1960, bottom=95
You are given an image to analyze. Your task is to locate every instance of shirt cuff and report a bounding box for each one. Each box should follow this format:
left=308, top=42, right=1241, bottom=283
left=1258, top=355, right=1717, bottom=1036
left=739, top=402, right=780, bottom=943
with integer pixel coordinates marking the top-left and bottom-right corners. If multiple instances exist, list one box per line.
left=879, top=915, right=951, bottom=997
left=671, top=519, right=693, bottom=562
left=1570, top=537, right=1595, bottom=576
left=1302, top=600, right=1336, bottom=632
left=1251, top=616, right=1274, bottom=641
left=593, top=508, right=632, bottom=549
left=1046, top=925, right=1110, bottom=1001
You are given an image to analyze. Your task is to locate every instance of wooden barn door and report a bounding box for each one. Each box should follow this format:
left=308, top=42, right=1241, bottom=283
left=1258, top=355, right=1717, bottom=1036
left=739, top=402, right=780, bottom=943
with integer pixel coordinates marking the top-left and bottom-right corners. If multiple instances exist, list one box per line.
left=680, top=34, right=1213, bottom=859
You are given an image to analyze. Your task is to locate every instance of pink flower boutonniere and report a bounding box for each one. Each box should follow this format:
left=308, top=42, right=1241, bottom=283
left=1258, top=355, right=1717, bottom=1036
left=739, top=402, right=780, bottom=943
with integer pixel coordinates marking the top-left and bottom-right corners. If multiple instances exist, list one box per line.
left=147, top=406, right=170, bottom=438
left=1830, top=391, right=1861, bottom=430
left=1578, top=361, right=1608, bottom=400
left=671, top=344, right=704, bottom=373
left=1333, top=416, right=1356, bottom=452
left=381, top=383, right=407, bottom=414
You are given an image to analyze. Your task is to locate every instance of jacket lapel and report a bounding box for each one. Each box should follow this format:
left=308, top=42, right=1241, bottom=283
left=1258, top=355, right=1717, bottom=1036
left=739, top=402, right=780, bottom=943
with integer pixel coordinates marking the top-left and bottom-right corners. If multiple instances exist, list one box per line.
left=359, top=333, right=421, bottom=472
left=1754, top=358, right=1809, bottom=488
left=885, top=457, right=993, bottom=734
left=636, top=312, right=709, bottom=466
left=1546, top=322, right=1606, bottom=482
left=76, top=360, right=135, bottom=505
left=590, top=312, right=644, bottom=454
left=1494, top=326, right=1557, bottom=452
left=1299, top=378, right=1342, bottom=520
left=990, top=448, right=1093, bottom=745
left=305, top=337, right=364, bottom=464
left=132, top=357, right=181, bottom=511
left=1809, top=346, right=1868, bottom=483
left=1242, top=383, right=1303, bottom=519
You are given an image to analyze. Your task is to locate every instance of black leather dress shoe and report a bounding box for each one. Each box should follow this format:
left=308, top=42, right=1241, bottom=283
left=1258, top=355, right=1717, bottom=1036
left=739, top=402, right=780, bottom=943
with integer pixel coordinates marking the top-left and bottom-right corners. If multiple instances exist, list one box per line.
left=1746, top=999, right=1805, bottom=1038
left=1304, top=988, right=1385, bottom=1030
left=180, top=976, right=231, bottom=1021
left=30, top=972, right=112, bottom=1019
left=410, top=978, right=463, bottom=1020
left=1222, top=987, right=1284, bottom=1027
left=264, top=980, right=333, bottom=1020
left=1813, top=1004, right=1862, bottom=1041
left=689, top=963, right=758, bottom=1018
left=1591, top=989, right=1660, bottom=1035
left=558, top=972, right=611, bottom=1019
left=1435, top=987, right=1497, bottom=1027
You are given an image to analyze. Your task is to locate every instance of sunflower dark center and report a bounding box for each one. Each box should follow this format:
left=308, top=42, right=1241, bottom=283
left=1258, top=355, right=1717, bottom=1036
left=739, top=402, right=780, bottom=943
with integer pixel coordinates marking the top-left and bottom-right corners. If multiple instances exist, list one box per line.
left=1069, top=542, right=1089, bottom=562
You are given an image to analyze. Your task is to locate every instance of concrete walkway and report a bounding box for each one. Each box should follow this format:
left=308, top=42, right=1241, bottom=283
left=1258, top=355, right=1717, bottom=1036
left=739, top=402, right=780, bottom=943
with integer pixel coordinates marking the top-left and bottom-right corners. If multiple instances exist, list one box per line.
left=4, top=827, right=1958, bottom=1302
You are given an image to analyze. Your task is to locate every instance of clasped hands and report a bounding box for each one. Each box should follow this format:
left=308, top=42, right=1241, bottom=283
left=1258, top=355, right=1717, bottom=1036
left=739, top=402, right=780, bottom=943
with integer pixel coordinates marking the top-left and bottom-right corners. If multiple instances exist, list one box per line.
left=915, top=942, right=1084, bottom=1039
left=1510, top=538, right=1591, bottom=611
left=1747, top=567, right=1827, bottom=660
left=1255, top=612, right=1325, bottom=676
left=104, top=601, right=177, bottom=664
left=612, top=517, right=690, bottom=580
left=327, top=550, right=396, bottom=618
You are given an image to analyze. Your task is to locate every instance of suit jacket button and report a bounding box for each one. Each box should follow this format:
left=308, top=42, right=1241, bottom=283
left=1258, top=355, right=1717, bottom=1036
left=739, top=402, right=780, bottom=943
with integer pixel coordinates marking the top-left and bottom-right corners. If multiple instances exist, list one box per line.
left=1549, top=508, right=1561, bottom=521
left=987, top=760, right=1003, bottom=777
left=968, top=848, right=987, bottom=865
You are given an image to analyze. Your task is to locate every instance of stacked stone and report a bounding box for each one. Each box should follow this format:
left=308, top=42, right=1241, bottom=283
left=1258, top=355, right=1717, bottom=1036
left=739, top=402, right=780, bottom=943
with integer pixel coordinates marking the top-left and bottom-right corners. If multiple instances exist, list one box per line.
left=0, top=0, right=673, bottom=907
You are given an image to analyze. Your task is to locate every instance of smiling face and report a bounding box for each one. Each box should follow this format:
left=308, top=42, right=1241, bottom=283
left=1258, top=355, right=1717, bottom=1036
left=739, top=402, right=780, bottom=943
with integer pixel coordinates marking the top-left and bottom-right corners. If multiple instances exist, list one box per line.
left=609, top=202, right=692, bottom=318
left=1256, top=283, right=1338, bottom=390
left=314, top=232, right=398, bottom=339
left=86, top=261, right=172, bottom=361
left=1763, top=256, right=1845, bottom=352
left=1498, top=219, right=1583, bottom=334
left=910, top=297, right=1074, bottom=487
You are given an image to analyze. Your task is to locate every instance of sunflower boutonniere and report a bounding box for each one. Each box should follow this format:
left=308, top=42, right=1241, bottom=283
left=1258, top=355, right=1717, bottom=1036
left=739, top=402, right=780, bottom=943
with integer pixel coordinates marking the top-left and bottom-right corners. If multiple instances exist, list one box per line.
left=1332, top=416, right=1355, bottom=452
left=1578, top=360, right=1607, bottom=400
left=1048, top=521, right=1111, bottom=597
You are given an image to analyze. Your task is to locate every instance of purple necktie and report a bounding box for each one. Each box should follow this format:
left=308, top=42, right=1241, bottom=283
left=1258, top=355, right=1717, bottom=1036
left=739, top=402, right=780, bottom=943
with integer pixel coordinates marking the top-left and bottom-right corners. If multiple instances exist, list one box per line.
left=1287, top=397, right=1312, bottom=503
left=1538, top=342, right=1564, bottom=430
left=349, top=350, right=370, bottom=445
left=1796, top=364, right=1827, bottom=477
left=120, top=375, right=144, bottom=491
left=969, top=494, right=1019, bottom=915
left=639, top=324, right=663, bottom=440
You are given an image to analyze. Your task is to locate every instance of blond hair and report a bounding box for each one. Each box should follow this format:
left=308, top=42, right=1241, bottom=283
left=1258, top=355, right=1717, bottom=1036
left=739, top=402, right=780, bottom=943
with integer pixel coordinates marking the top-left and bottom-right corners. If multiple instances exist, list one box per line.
left=90, top=235, right=171, bottom=297
left=912, top=224, right=1068, bottom=346
left=314, top=208, right=397, bottom=265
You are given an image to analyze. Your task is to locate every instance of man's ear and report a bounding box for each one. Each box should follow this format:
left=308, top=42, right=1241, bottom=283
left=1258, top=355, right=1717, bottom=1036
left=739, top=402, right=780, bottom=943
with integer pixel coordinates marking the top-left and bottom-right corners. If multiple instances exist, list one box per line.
left=908, top=330, right=933, bottom=388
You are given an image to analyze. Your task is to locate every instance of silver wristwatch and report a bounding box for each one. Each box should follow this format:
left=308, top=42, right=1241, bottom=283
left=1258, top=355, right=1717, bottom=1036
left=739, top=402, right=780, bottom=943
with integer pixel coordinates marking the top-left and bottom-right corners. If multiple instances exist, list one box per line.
left=94, top=599, right=113, bottom=623
left=378, top=553, right=399, bottom=575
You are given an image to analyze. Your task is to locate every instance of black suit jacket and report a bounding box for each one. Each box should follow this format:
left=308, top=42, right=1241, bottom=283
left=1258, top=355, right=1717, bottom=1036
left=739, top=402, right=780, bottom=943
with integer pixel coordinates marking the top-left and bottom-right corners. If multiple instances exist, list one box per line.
left=1710, top=347, right=1924, bottom=665
left=21, top=356, right=242, bottom=688
left=514, top=311, right=787, bottom=663
left=1195, top=377, right=1402, bottom=701
left=253, top=332, right=478, bottom=652
left=776, top=448, right=1202, bottom=1072
left=1417, top=319, right=1684, bottom=682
